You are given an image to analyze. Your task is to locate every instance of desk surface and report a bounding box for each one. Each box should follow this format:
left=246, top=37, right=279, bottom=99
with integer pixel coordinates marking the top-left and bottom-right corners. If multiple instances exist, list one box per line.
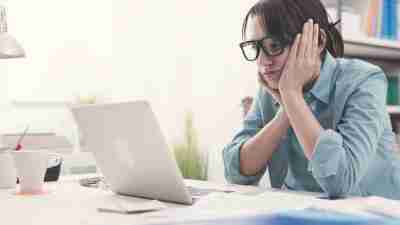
left=1, top=175, right=319, bottom=225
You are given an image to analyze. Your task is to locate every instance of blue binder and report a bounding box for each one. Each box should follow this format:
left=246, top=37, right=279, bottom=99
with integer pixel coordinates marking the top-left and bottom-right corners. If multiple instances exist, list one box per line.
left=381, top=0, right=390, bottom=39
left=382, top=0, right=398, bottom=40
left=162, top=208, right=399, bottom=225
left=390, top=0, right=398, bottom=40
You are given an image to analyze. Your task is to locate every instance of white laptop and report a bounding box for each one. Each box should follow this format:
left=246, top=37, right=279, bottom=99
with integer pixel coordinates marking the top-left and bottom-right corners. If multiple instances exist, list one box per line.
left=70, top=101, right=195, bottom=205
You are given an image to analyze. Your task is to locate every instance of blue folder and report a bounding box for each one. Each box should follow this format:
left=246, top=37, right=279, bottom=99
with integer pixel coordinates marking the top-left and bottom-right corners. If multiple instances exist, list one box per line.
left=158, top=208, right=399, bottom=225
left=381, top=0, right=390, bottom=39
left=381, top=0, right=398, bottom=40
left=390, top=0, right=398, bottom=40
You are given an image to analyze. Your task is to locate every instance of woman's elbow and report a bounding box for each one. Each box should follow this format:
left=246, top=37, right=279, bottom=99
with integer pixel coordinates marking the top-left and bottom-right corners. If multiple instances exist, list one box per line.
left=317, top=174, right=358, bottom=198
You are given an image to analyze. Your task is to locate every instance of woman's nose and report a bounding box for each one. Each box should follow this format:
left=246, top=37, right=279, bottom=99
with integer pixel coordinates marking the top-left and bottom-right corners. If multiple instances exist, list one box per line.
left=257, top=50, right=273, bottom=66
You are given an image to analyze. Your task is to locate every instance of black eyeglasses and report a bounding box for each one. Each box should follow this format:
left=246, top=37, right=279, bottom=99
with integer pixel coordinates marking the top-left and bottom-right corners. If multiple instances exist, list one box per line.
left=239, top=36, right=291, bottom=61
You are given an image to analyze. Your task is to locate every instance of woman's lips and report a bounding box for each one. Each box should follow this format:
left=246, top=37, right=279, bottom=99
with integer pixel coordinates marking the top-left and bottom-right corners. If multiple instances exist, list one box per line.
left=262, top=71, right=280, bottom=80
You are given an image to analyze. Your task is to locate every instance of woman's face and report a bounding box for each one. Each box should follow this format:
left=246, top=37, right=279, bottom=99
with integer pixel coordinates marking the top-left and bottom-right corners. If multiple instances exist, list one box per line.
left=246, top=17, right=290, bottom=90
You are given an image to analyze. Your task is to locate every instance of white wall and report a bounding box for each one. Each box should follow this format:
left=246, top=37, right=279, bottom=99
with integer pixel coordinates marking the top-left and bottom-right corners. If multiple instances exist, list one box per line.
left=112, top=0, right=258, bottom=150
left=0, top=0, right=260, bottom=181
left=0, top=0, right=113, bottom=149
left=6, top=0, right=112, bottom=100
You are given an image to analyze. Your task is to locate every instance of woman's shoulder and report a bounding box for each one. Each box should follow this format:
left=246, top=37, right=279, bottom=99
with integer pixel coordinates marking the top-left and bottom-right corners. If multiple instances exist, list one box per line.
left=329, top=58, right=388, bottom=122
left=336, top=57, right=383, bottom=77
left=333, top=57, right=386, bottom=91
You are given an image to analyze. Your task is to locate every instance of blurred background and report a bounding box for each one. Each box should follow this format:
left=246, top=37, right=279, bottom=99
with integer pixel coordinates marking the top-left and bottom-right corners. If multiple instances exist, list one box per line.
left=0, top=0, right=399, bottom=187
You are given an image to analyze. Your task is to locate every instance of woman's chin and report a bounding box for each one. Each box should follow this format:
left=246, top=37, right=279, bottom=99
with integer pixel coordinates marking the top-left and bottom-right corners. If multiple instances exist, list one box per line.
left=267, top=81, right=279, bottom=90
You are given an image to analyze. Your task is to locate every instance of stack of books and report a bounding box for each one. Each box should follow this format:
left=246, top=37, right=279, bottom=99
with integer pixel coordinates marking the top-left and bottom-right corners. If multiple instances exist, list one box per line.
left=159, top=208, right=398, bottom=225
left=387, top=76, right=399, bottom=106
left=364, top=0, right=399, bottom=40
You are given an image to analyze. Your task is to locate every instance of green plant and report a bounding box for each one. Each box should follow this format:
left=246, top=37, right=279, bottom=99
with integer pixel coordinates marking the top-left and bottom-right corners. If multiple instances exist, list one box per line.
left=173, top=111, right=208, bottom=180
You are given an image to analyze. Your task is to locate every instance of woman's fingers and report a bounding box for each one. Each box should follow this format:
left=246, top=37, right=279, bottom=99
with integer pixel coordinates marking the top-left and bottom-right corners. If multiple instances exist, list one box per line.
left=312, top=23, right=319, bottom=61
left=298, top=19, right=312, bottom=58
left=305, top=19, right=315, bottom=59
left=287, top=33, right=300, bottom=68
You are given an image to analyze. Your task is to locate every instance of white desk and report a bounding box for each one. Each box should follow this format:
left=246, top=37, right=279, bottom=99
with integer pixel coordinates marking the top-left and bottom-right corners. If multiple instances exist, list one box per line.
left=0, top=175, right=319, bottom=225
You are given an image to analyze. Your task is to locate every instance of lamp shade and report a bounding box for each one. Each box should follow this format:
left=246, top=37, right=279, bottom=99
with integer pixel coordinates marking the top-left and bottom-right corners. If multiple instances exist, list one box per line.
left=0, top=32, right=25, bottom=58
left=0, top=6, right=25, bottom=59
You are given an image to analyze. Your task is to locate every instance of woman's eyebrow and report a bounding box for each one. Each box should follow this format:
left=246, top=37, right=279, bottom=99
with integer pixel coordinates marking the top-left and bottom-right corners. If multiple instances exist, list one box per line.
left=247, top=34, right=274, bottom=42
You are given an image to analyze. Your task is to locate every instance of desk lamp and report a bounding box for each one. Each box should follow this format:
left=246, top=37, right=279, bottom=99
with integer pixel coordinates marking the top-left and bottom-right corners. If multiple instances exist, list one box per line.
left=0, top=5, right=25, bottom=58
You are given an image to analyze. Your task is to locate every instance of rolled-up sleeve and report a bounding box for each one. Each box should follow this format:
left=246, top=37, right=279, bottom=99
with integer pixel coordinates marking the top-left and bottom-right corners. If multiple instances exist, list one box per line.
left=308, top=72, right=387, bottom=198
left=223, top=88, right=274, bottom=185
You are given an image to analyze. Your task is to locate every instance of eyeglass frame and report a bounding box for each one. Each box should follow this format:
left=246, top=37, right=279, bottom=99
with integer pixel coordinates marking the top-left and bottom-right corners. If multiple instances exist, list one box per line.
left=239, top=35, right=292, bottom=61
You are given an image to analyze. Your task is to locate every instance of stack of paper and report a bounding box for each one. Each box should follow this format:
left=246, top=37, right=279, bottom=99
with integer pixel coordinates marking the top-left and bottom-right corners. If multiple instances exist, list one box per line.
left=311, top=196, right=400, bottom=219
left=364, top=0, right=399, bottom=40
left=193, top=191, right=317, bottom=214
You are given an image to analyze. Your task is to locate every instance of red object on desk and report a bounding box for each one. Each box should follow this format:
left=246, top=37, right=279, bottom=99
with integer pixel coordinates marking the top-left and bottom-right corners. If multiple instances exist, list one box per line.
left=15, top=143, right=22, bottom=184
left=15, top=144, right=22, bottom=151
left=15, top=125, right=29, bottom=151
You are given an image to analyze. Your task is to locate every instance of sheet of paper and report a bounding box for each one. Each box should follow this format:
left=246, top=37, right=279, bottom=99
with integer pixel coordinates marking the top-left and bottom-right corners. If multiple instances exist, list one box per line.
left=194, top=191, right=317, bottom=212
left=139, top=191, right=319, bottom=224
left=311, top=196, right=400, bottom=219
left=363, top=196, right=400, bottom=218
left=97, top=199, right=166, bottom=214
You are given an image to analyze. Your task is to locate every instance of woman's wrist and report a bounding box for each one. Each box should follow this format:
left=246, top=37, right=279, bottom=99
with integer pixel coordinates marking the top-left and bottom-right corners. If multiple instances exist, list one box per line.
left=274, top=108, right=290, bottom=129
left=281, top=89, right=303, bottom=102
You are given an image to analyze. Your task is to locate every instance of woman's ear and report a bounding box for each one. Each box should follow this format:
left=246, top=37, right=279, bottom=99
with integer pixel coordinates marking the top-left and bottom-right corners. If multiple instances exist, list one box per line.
left=319, top=29, right=327, bottom=54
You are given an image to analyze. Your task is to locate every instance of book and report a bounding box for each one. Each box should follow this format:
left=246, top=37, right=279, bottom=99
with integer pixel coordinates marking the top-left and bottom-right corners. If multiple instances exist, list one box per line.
left=381, top=0, right=390, bottom=39
left=397, top=0, right=400, bottom=40
left=377, top=0, right=383, bottom=37
left=365, top=0, right=379, bottom=37
left=387, top=76, right=399, bottom=105
left=158, top=208, right=397, bottom=225
left=389, top=0, right=397, bottom=40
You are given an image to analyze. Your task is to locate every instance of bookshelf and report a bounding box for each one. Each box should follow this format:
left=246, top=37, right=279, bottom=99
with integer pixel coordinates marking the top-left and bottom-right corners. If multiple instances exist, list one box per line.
left=325, top=0, right=400, bottom=133
left=343, top=36, right=400, bottom=60
left=388, top=105, right=400, bottom=134
left=387, top=105, right=400, bottom=115
left=325, top=0, right=400, bottom=61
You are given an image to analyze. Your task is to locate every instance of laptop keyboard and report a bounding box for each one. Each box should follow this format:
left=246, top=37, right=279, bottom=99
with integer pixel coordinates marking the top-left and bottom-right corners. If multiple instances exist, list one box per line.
left=79, top=177, right=234, bottom=196
left=187, top=185, right=234, bottom=196
left=79, top=176, right=106, bottom=188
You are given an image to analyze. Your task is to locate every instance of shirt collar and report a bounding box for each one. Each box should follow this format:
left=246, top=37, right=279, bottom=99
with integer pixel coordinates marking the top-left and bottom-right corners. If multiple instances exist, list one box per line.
left=270, top=52, right=337, bottom=107
left=308, top=51, right=337, bottom=104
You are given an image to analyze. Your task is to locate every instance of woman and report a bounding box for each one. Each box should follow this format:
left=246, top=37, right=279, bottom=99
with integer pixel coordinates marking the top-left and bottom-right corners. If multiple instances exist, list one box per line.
left=223, top=0, right=400, bottom=199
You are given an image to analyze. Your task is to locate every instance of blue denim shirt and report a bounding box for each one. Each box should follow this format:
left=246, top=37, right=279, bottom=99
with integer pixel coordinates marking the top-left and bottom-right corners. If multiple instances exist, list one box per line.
left=223, top=52, right=400, bottom=200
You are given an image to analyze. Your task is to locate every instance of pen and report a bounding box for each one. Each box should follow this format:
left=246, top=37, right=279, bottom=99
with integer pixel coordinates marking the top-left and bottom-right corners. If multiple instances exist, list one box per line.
left=15, top=125, right=29, bottom=151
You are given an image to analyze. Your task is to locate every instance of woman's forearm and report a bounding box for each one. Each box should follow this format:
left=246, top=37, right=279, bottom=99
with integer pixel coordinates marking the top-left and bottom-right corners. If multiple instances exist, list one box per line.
left=240, top=110, right=290, bottom=176
left=281, top=91, right=323, bottom=159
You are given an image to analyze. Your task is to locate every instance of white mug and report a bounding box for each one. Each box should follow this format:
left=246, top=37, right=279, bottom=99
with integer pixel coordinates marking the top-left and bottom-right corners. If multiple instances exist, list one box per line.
left=0, top=150, right=17, bottom=189
left=12, top=150, right=53, bottom=194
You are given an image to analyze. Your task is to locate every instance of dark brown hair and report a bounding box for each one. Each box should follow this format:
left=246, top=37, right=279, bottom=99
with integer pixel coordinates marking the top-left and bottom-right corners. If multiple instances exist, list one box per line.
left=242, top=0, right=344, bottom=58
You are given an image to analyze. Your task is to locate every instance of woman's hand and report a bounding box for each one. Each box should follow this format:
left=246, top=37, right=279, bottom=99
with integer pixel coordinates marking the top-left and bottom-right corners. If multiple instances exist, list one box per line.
left=258, top=72, right=290, bottom=124
left=279, top=19, right=321, bottom=96
left=258, top=72, right=283, bottom=105
left=277, top=19, right=324, bottom=159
